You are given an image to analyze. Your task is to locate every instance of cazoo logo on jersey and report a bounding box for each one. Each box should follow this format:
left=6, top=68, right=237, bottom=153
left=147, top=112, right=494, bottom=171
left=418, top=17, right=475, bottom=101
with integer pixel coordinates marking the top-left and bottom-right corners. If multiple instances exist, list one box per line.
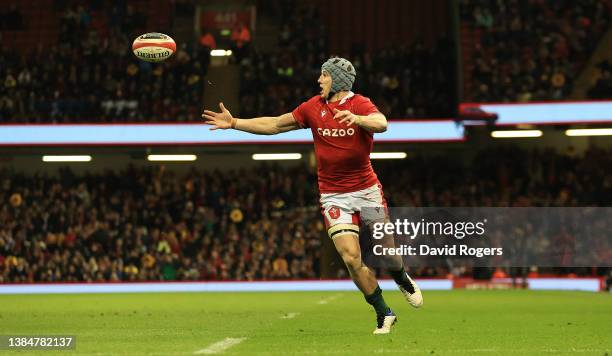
left=317, top=127, right=355, bottom=137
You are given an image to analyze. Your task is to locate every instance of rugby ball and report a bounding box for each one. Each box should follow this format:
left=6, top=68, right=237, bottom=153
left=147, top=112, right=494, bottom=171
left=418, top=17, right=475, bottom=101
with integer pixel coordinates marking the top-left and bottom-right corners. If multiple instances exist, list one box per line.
left=132, top=32, right=176, bottom=62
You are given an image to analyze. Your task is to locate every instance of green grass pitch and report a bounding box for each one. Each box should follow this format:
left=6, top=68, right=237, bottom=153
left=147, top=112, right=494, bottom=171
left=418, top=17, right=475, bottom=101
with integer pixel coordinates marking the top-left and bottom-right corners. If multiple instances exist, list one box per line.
left=0, top=290, right=610, bottom=355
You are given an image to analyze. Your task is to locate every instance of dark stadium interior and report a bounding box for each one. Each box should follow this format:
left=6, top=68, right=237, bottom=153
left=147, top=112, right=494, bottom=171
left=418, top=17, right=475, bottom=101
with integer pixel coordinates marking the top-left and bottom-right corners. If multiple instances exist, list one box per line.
left=461, top=0, right=611, bottom=102
left=1, top=0, right=611, bottom=286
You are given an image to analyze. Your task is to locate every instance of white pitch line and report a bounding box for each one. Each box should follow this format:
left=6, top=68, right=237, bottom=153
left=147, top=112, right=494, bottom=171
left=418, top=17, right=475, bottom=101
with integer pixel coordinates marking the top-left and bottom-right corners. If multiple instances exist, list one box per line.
left=317, top=293, right=343, bottom=305
left=280, top=312, right=300, bottom=319
left=194, top=337, right=247, bottom=355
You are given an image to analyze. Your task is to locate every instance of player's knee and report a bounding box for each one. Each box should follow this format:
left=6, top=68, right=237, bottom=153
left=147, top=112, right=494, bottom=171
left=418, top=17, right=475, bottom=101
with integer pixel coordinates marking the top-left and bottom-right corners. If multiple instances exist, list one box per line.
left=329, top=224, right=362, bottom=273
left=340, top=250, right=363, bottom=272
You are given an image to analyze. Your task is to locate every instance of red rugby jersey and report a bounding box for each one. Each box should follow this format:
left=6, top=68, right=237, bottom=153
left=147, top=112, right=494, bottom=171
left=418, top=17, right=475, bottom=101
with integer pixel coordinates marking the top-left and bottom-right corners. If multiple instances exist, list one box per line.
left=292, top=92, right=381, bottom=194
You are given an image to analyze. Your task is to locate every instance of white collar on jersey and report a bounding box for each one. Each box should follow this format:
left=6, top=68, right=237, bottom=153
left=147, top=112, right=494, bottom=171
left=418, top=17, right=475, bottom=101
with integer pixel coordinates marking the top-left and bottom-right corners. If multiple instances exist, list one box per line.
left=326, top=91, right=354, bottom=105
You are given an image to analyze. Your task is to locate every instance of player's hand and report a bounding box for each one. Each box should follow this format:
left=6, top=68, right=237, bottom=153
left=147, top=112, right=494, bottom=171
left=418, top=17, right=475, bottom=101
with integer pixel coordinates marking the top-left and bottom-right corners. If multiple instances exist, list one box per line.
left=333, top=109, right=362, bottom=126
left=202, top=102, right=234, bottom=130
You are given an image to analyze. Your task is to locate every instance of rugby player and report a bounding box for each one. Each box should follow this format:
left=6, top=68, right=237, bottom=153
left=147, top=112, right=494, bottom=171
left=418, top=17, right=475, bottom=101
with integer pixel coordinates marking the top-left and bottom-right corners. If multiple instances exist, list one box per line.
left=202, top=57, right=423, bottom=334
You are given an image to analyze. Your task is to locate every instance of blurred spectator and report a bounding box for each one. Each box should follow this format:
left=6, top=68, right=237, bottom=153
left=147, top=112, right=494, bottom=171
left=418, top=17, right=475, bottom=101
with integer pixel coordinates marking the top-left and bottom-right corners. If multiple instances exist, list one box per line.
left=231, top=22, right=251, bottom=61
left=199, top=28, right=217, bottom=51
left=588, top=60, right=612, bottom=99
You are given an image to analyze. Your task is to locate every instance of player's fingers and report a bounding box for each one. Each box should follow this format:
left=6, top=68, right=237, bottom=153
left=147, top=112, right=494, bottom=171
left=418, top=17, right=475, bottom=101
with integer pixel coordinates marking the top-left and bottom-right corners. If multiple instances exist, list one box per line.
left=203, top=115, right=220, bottom=124
left=203, top=110, right=219, bottom=116
left=340, top=115, right=356, bottom=125
left=220, top=102, right=227, bottom=112
left=203, top=111, right=220, bottom=119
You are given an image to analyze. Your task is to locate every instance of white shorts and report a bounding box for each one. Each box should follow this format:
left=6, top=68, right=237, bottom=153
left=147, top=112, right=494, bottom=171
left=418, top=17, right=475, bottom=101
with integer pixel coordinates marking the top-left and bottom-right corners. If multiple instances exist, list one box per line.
left=320, top=183, right=388, bottom=238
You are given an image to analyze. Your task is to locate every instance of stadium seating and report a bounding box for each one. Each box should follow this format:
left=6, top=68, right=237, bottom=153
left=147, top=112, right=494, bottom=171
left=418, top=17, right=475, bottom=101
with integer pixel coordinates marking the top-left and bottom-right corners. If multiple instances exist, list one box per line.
left=460, top=0, right=611, bottom=102
left=2, top=147, right=611, bottom=282
left=2, top=1, right=610, bottom=122
left=0, top=1, right=456, bottom=123
left=240, top=2, right=456, bottom=119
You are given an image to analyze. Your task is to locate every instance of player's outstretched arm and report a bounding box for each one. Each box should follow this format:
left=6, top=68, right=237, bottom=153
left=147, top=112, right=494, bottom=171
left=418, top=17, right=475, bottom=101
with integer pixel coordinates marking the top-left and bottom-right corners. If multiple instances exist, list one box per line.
left=202, top=103, right=299, bottom=135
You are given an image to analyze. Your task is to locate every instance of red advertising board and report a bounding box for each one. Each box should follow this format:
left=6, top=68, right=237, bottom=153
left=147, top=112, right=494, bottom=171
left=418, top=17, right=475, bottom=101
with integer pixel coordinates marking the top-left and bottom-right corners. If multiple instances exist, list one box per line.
left=200, top=8, right=255, bottom=31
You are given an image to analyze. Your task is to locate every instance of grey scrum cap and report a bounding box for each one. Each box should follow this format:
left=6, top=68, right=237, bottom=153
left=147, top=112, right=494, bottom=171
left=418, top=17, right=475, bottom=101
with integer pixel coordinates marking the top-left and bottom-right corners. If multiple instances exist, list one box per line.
left=321, top=57, right=356, bottom=93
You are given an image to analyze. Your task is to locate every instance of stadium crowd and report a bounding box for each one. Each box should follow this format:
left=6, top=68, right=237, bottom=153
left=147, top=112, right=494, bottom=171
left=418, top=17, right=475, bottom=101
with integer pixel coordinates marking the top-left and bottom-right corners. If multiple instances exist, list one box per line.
left=2, top=1, right=609, bottom=122
left=239, top=4, right=455, bottom=119
left=461, top=0, right=611, bottom=102
left=1, top=146, right=611, bottom=283
left=0, top=164, right=322, bottom=282
left=0, top=1, right=206, bottom=123
left=0, top=1, right=457, bottom=123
